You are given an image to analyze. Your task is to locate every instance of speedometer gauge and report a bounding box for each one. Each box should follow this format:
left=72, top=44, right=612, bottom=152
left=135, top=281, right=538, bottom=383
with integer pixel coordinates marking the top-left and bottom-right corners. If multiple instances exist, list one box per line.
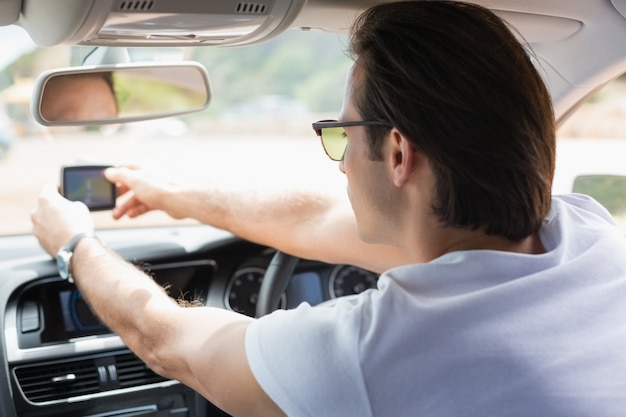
left=225, top=267, right=286, bottom=317
left=329, top=265, right=379, bottom=298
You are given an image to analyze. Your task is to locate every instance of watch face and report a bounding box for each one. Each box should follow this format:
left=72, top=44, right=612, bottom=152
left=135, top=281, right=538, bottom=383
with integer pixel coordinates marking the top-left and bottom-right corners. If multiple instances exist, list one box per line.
left=56, top=250, right=71, bottom=280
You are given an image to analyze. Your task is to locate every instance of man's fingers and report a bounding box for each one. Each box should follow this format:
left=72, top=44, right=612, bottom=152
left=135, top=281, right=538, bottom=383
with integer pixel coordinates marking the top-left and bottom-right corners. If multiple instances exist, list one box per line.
left=112, top=196, right=149, bottom=219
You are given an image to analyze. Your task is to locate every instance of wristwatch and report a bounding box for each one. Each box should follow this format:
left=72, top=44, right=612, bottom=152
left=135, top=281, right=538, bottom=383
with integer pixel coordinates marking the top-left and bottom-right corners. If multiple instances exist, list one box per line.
left=56, top=232, right=96, bottom=283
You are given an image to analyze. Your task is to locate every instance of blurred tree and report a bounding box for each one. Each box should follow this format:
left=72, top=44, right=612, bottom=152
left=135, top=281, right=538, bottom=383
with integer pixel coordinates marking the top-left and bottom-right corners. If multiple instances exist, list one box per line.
left=192, top=29, right=351, bottom=114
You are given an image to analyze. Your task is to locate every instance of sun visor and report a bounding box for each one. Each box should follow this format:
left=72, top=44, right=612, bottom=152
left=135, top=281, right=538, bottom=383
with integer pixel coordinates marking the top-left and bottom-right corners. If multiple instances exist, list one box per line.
left=20, top=0, right=305, bottom=47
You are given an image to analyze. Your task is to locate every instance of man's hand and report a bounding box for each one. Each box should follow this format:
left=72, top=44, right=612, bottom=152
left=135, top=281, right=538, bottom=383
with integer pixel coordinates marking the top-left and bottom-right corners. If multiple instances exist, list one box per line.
left=30, top=184, right=94, bottom=256
left=105, top=166, right=182, bottom=220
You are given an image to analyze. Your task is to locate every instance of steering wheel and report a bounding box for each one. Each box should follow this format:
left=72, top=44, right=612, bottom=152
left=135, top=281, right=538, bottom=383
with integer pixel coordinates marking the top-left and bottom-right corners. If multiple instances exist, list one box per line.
left=255, top=251, right=364, bottom=317
left=256, top=251, right=300, bottom=318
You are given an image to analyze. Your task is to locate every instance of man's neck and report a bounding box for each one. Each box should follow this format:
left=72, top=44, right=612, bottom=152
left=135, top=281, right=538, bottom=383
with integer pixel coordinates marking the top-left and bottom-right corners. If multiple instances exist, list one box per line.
left=406, top=226, right=546, bottom=264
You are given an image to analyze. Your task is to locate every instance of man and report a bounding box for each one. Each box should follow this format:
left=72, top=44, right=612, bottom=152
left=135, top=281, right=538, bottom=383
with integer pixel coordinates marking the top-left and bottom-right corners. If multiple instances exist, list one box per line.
left=31, top=1, right=626, bottom=416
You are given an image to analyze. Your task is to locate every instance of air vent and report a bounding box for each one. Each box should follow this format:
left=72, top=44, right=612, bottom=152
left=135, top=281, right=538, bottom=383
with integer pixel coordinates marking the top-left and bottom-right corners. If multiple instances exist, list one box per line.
left=118, top=0, right=156, bottom=12
left=14, top=358, right=100, bottom=403
left=116, top=352, right=169, bottom=388
left=235, top=2, right=268, bottom=14
left=13, top=352, right=168, bottom=404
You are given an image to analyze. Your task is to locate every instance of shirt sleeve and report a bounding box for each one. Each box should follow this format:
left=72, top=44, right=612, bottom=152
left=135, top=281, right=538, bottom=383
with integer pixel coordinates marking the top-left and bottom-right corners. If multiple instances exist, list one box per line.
left=245, top=299, right=374, bottom=417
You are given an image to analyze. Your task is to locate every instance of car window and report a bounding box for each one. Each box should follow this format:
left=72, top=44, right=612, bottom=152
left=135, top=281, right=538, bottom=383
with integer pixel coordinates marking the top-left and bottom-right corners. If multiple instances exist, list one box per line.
left=555, top=75, right=626, bottom=233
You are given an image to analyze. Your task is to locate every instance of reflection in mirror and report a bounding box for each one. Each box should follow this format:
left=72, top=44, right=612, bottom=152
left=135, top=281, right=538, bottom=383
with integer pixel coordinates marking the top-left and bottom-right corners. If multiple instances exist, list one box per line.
left=33, top=63, right=211, bottom=125
left=41, top=72, right=118, bottom=121
left=572, top=175, right=626, bottom=220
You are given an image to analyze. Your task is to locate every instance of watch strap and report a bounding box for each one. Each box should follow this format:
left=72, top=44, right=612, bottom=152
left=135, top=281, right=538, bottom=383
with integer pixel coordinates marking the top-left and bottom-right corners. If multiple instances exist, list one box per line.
left=64, top=232, right=96, bottom=253
left=58, top=232, right=97, bottom=283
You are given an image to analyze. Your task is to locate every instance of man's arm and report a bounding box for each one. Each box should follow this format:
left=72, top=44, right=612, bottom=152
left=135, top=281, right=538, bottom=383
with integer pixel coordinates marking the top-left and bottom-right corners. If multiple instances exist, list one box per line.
left=71, top=239, right=284, bottom=417
left=106, top=167, right=408, bottom=273
left=31, top=186, right=285, bottom=417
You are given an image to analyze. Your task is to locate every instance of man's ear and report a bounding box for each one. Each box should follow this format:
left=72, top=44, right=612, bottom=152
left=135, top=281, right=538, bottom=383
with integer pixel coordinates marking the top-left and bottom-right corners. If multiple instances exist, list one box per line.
left=389, top=128, right=419, bottom=187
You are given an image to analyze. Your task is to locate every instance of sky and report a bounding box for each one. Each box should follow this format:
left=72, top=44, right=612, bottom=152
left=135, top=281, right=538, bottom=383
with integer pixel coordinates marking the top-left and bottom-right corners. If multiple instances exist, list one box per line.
left=0, top=25, right=37, bottom=70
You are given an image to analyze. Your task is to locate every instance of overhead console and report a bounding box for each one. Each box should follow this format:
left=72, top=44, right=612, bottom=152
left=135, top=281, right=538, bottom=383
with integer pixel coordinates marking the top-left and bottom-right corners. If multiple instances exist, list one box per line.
left=19, top=0, right=306, bottom=47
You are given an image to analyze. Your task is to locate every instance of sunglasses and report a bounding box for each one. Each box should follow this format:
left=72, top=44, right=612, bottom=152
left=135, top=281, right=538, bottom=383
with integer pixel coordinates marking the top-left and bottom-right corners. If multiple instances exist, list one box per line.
left=312, top=119, right=388, bottom=161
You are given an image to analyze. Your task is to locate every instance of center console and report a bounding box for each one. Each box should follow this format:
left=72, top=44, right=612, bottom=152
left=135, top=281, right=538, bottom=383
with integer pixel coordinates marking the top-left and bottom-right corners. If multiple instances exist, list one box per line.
left=4, top=259, right=228, bottom=417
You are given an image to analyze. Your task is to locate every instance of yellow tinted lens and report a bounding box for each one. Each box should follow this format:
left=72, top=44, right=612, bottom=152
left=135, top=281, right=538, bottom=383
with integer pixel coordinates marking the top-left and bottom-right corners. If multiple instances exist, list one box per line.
left=321, top=127, right=347, bottom=160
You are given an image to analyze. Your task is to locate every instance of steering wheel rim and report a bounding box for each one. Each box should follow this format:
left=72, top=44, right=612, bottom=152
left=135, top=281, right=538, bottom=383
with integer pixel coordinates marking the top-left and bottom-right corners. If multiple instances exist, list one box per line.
left=256, top=251, right=300, bottom=318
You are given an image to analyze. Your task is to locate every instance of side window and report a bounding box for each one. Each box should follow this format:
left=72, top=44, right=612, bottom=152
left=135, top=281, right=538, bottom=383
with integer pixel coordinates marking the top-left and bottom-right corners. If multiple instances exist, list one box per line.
left=556, top=75, right=626, bottom=233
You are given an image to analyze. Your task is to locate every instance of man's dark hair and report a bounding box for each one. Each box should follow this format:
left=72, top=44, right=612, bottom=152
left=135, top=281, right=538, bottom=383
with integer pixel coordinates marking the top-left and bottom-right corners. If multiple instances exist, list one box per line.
left=349, top=0, right=556, bottom=240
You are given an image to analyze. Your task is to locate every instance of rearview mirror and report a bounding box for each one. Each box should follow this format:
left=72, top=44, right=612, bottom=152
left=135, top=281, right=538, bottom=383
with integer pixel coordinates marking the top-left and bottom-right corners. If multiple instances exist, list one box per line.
left=31, top=62, right=211, bottom=126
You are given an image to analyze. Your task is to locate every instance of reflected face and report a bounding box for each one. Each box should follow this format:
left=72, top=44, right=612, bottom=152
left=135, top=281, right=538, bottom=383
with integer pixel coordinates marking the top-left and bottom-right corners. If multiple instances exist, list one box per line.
left=40, top=73, right=118, bottom=121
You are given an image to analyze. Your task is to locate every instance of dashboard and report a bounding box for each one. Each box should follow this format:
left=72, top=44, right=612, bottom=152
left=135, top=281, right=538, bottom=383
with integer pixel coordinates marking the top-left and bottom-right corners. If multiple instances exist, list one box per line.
left=0, top=224, right=378, bottom=417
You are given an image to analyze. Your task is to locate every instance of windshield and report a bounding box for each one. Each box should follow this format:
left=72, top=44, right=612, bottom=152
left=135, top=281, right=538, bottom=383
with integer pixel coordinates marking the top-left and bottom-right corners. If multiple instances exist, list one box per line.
left=0, top=26, right=351, bottom=235
left=1, top=25, right=625, bottom=236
